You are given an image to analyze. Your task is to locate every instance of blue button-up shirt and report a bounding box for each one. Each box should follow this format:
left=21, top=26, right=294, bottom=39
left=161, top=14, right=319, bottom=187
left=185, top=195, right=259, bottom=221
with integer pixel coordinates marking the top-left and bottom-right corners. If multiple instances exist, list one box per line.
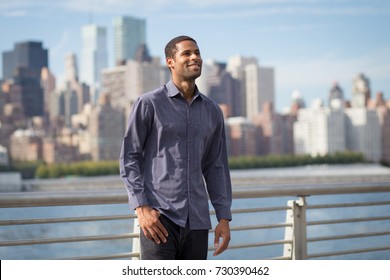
left=120, top=80, right=232, bottom=230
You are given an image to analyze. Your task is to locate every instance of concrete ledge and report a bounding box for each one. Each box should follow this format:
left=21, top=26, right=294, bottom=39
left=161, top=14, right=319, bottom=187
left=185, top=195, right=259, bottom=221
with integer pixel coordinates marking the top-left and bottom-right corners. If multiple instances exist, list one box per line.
left=0, top=172, right=22, bottom=192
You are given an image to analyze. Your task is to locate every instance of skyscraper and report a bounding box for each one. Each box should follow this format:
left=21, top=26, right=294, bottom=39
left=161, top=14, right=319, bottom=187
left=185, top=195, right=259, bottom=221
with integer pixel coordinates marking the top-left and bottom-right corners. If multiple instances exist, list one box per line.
left=1, top=41, right=47, bottom=120
left=225, top=117, right=257, bottom=157
left=89, top=93, right=124, bottom=161
left=65, top=53, right=78, bottom=82
left=113, top=16, right=146, bottom=64
left=345, top=107, right=381, bottom=162
left=6, top=67, right=44, bottom=118
left=294, top=99, right=346, bottom=157
left=2, top=41, right=48, bottom=80
left=101, top=45, right=169, bottom=122
left=351, top=73, right=371, bottom=108
left=80, top=24, right=108, bottom=103
left=226, top=55, right=258, bottom=117
left=245, top=64, right=275, bottom=120
left=329, top=81, right=344, bottom=107
left=40, top=67, right=56, bottom=119
left=58, top=53, right=90, bottom=126
left=226, top=55, right=275, bottom=119
left=252, top=102, right=284, bottom=156
left=200, top=60, right=241, bottom=117
left=368, top=92, right=390, bottom=164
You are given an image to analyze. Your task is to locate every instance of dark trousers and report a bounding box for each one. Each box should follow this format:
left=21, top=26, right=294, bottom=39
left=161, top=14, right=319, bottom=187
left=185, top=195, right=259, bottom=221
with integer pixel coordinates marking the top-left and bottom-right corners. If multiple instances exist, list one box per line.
left=140, top=215, right=209, bottom=260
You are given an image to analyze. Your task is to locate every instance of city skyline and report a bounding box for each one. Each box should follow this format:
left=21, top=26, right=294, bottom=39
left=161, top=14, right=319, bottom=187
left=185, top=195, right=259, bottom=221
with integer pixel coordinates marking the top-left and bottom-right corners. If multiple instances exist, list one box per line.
left=1, top=0, right=389, bottom=112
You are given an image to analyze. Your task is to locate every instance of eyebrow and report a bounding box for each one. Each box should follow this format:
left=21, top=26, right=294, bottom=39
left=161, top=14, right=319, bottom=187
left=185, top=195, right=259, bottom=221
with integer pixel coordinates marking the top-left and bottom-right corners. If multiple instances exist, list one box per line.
left=179, top=48, right=200, bottom=54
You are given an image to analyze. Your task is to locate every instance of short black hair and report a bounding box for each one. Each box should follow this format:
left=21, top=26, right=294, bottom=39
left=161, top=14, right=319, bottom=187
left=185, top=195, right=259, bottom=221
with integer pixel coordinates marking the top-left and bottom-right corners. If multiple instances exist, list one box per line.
left=164, top=35, right=197, bottom=59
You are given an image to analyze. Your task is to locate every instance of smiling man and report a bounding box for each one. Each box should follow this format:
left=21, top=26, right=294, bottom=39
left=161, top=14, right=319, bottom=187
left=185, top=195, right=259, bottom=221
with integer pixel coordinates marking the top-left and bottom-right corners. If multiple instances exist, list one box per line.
left=120, top=35, right=232, bottom=260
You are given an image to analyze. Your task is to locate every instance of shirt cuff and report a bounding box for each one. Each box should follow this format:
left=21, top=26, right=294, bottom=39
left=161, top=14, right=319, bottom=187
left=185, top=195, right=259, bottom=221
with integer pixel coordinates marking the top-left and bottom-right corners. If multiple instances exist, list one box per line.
left=216, top=208, right=232, bottom=222
left=129, top=193, right=148, bottom=210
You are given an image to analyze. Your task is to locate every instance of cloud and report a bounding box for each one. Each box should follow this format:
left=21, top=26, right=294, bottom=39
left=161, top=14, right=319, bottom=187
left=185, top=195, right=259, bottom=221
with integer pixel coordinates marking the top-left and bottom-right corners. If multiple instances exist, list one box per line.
left=1, top=10, right=27, bottom=17
left=0, top=1, right=57, bottom=17
left=256, top=23, right=331, bottom=33
left=3, top=0, right=388, bottom=18
left=0, top=1, right=27, bottom=17
left=61, top=0, right=137, bottom=14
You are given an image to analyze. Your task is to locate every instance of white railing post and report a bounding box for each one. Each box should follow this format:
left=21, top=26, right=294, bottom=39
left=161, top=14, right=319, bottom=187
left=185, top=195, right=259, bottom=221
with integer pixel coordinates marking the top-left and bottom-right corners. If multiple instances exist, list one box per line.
left=132, top=218, right=141, bottom=260
left=283, top=196, right=308, bottom=260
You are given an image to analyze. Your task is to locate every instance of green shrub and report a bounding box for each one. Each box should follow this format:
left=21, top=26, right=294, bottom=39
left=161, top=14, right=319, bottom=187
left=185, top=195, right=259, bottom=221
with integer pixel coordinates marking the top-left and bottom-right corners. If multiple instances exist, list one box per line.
left=8, top=151, right=367, bottom=179
left=228, top=151, right=365, bottom=170
left=32, top=160, right=120, bottom=178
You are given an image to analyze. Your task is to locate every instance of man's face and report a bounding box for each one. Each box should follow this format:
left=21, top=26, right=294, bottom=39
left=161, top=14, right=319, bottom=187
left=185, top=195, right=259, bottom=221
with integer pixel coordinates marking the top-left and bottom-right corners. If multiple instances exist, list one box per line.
left=167, top=40, right=202, bottom=81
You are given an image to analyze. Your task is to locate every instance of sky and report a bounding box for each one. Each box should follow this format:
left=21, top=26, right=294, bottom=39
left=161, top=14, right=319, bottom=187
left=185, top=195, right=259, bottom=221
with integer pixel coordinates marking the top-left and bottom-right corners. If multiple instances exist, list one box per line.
left=0, top=0, right=389, bottom=112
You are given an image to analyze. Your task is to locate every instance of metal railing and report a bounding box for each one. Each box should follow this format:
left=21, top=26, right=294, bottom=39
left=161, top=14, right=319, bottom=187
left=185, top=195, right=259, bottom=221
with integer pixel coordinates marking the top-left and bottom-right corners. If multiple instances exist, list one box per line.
left=1, top=181, right=390, bottom=260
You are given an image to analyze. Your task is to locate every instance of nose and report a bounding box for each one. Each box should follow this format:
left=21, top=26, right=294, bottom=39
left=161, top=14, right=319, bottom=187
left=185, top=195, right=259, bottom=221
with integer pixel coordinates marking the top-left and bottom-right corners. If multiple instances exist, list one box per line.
left=191, top=56, right=201, bottom=66
left=190, top=52, right=200, bottom=60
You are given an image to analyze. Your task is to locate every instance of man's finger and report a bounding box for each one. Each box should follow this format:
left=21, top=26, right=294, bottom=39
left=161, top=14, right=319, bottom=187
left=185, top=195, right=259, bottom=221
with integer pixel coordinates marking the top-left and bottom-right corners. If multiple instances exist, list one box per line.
left=156, top=220, right=169, bottom=237
left=143, top=224, right=167, bottom=244
left=142, top=228, right=152, bottom=240
left=214, top=237, right=228, bottom=256
left=148, top=227, right=163, bottom=244
left=152, top=223, right=168, bottom=242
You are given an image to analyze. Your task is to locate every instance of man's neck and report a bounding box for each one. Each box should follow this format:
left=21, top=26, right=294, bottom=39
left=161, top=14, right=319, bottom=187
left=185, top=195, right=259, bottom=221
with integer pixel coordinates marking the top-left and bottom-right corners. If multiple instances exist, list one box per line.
left=172, top=78, right=196, bottom=102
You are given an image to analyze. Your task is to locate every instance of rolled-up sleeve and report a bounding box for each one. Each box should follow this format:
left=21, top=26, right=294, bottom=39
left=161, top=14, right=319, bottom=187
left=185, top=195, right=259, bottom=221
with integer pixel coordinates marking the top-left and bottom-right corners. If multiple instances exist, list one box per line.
left=119, top=97, right=152, bottom=209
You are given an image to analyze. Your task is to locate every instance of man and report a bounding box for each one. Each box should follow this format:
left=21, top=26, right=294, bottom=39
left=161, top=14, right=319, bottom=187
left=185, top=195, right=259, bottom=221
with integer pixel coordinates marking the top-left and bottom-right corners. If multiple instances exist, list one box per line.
left=120, top=35, right=232, bottom=260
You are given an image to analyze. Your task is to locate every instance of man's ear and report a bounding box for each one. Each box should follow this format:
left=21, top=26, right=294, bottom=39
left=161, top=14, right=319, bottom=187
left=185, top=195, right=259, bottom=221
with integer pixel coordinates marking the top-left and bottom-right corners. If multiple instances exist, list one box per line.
left=166, top=57, right=174, bottom=70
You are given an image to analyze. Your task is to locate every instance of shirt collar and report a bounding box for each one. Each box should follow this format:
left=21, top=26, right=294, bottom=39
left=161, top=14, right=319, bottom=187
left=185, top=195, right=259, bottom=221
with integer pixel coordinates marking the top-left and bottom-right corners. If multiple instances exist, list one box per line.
left=166, top=79, right=205, bottom=101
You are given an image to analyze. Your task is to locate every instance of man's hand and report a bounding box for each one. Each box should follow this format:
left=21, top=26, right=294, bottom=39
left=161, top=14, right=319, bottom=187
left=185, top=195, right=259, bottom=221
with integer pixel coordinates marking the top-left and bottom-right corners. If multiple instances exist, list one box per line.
left=213, top=219, right=231, bottom=256
left=136, top=206, right=168, bottom=244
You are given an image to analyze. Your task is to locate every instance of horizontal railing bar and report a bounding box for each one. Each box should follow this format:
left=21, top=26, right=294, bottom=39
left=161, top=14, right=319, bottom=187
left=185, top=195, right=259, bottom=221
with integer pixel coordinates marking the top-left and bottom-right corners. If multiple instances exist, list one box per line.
left=0, top=233, right=139, bottom=247
left=0, top=189, right=127, bottom=208
left=0, top=210, right=288, bottom=227
left=308, top=231, right=390, bottom=242
left=0, top=216, right=289, bottom=230
left=210, top=206, right=291, bottom=215
left=210, top=206, right=291, bottom=216
left=308, top=215, right=390, bottom=226
left=231, top=206, right=291, bottom=214
left=230, top=223, right=292, bottom=231
left=59, top=252, right=139, bottom=260
left=232, top=181, right=390, bottom=199
left=0, top=214, right=137, bottom=226
left=307, top=200, right=390, bottom=209
left=308, top=246, right=390, bottom=259
left=1, top=181, right=389, bottom=208
left=268, top=256, right=291, bottom=260
left=208, top=239, right=291, bottom=251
